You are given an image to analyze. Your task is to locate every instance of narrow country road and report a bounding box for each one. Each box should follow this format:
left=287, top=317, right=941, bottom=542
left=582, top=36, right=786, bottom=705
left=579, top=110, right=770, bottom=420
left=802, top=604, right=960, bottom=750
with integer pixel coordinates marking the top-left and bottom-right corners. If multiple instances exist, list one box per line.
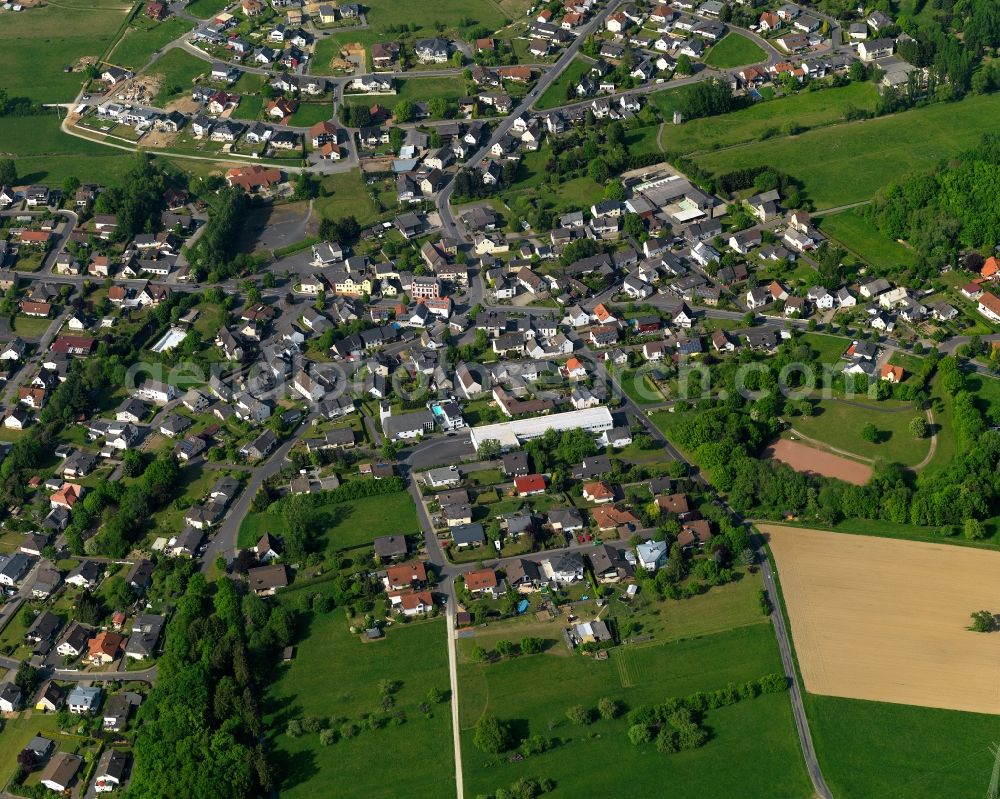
left=445, top=588, right=464, bottom=799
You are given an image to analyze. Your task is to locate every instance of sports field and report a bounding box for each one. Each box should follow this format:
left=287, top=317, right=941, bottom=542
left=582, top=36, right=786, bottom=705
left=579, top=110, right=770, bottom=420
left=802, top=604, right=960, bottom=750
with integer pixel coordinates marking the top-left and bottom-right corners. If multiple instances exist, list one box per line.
left=765, top=438, right=872, bottom=485
left=704, top=32, right=767, bottom=68
left=764, top=524, right=1000, bottom=713
left=695, top=92, right=1000, bottom=209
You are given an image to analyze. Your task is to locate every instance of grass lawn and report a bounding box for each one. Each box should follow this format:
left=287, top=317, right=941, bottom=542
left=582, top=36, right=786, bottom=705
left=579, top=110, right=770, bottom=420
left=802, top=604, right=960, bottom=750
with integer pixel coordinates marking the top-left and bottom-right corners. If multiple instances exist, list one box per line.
left=185, top=0, right=230, bottom=18
left=798, top=331, right=850, bottom=365
left=791, top=398, right=931, bottom=466
left=231, top=94, right=265, bottom=121
left=536, top=57, right=591, bottom=110
left=288, top=102, right=334, bottom=127
left=695, top=91, right=1000, bottom=209
left=618, top=368, right=666, bottom=405
left=805, top=694, right=1000, bottom=799
left=264, top=615, right=454, bottom=799
left=0, top=114, right=133, bottom=187
left=343, top=76, right=468, bottom=111
left=0, top=0, right=130, bottom=104
left=314, top=170, right=381, bottom=226
left=459, top=624, right=810, bottom=798
left=818, top=207, right=918, bottom=272
left=108, top=16, right=195, bottom=71
left=659, top=82, right=878, bottom=155
left=704, top=32, right=767, bottom=68
left=145, top=49, right=209, bottom=106
left=238, top=491, right=419, bottom=554
left=11, top=314, right=55, bottom=339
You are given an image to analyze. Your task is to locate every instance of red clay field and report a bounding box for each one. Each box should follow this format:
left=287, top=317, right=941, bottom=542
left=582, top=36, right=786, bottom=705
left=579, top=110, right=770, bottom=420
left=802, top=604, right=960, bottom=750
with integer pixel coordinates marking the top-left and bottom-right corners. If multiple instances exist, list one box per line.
left=764, top=438, right=873, bottom=485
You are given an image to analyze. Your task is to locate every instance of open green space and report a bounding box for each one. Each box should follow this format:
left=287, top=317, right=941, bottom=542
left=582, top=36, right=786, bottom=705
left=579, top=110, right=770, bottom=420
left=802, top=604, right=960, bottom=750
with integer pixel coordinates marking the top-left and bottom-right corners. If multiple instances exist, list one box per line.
left=265, top=616, right=454, bottom=799
left=11, top=313, right=54, bottom=339
left=238, top=491, right=419, bottom=554
left=658, top=82, right=878, bottom=155
left=805, top=694, right=999, bottom=799
left=185, top=0, right=230, bottom=18
left=459, top=624, right=810, bottom=798
left=354, top=0, right=506, bottom=37
left=144, top=49, right=209, bottom=105
left=704, top=32, right=767, bottom=69
left=695, top=91, right=1000, bottom=209
left=288, top=102, right=334, bottom=127
left=0, top=113, right=139, bottom=185
left=231, top=94, right=264, bottom=121
left=798, top=332, right=850, bottom=365
left=618, top=368, right=666, bottom=405
left=500, top=145, right=606, bottom=216
left=790, top=398, right=932, bottom=466
left=535, top=57, right=591, bottom=110
left=818, top=207, right=918, bottom=272
left=343, top=76, right=468, bottom=110
left=108, top=16, right=195, bottom=71
left=0, top=0, right=130, bottom=104
left=314, top=170, right=383, bottom=226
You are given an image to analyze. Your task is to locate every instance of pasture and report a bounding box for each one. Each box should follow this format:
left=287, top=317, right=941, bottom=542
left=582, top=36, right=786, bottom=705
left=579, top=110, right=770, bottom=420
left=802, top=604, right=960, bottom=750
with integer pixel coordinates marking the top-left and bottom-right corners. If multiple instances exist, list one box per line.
left=108, top=16, right=195, bottom=71
left=0, top=0, right=130, bottom=104
left=0, top=115, right=133, bottom=186
left=265, top=615, right=454, bottom=799
left=658, top=82, right=877, bottom=155
left=459, top=624, right=811, bottom=798
left=704, top=32, right=767, bottom=68
left=694, top=91, right=1000, bottom=209
left=818, top=207, right=918, bottom=272
left=806, top=695, right=1000, bottom=799
left=764, top=524, right=1000, bottom=713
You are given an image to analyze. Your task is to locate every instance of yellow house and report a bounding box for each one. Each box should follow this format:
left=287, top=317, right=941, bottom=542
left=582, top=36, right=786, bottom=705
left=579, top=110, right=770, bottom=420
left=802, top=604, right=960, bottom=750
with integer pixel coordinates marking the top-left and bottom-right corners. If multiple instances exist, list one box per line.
left=333, top=274, right=372, bottom=296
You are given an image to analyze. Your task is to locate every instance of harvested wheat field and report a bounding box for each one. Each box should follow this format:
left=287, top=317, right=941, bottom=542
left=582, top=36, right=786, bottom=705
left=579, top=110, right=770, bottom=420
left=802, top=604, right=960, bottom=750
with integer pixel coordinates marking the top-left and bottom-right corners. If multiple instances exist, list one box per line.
left=763, top=524, right=1000, bottom=713
left=764, top=438, right=872, bottom=485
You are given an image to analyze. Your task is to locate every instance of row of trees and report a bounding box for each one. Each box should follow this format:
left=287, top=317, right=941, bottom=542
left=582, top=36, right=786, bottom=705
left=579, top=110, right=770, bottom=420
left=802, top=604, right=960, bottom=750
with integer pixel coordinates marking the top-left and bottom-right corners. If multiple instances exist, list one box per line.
left=187, top=186, right=250, bottom=281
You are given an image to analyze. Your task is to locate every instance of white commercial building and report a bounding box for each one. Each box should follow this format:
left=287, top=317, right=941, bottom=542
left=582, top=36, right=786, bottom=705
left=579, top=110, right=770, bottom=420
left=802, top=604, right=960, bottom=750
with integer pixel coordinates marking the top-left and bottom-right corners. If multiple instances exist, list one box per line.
left=468, top=406, right=615, bottom=452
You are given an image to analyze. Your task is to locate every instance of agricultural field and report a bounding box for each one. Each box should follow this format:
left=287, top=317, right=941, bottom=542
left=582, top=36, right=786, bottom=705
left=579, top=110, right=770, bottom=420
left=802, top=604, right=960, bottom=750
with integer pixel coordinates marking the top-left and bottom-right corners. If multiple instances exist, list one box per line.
left=789, top=397, right=932, bottom=467
left=658, top=82, right=878, bottom=155
left=805, top=695, right=1000, bottom=799
left=764, top=525, right=1000, bottom=713
left=818, top=207, right=918, bottom=272
left=536, top=57, right=591, bottom=110
left=265, top=616, right=454, bottom=799
left=0, top=0, right=130, bottom=104
left=695, top=91, right=1000, bottom=209
left=108, top=16, right=195, bottom=71
left=703, top=32, right=767, bottom=68
left=458, top=622, right=811, bottom=798
left=238, top=491, right=419, bottom=555
left=0, top=115, right=131, bottom=186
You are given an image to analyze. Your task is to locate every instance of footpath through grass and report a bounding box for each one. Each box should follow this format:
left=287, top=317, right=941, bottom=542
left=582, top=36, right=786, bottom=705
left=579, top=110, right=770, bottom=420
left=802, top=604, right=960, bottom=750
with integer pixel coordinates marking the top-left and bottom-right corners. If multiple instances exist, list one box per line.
left=805, top=694, right=1000, bottom=799
left=695, top=91, right=1000, bottom=209
left=704, top=32, right=767, bottom=68
left=459, top=619, right=811, bottom=798
left=265, top=615, right=454, bottom=799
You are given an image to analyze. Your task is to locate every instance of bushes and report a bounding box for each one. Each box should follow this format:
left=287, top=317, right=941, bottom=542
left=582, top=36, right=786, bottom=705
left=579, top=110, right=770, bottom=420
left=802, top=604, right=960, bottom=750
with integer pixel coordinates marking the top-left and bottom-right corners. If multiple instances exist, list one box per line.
left=474, top=714, right=514, bottom=754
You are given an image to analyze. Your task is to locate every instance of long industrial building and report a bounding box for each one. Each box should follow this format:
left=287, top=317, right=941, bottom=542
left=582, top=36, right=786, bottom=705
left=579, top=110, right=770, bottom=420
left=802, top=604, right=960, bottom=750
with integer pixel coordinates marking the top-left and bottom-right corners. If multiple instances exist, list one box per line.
left=468, top=406, right=614, bottom=452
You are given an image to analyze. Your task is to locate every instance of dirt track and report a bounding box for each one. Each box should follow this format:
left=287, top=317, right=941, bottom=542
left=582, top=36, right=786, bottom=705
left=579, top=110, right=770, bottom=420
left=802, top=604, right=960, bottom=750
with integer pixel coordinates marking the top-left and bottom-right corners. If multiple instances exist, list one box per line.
left=765, top=438, right=873, bottom=485
left=764, top=524, right=1000, bottom=714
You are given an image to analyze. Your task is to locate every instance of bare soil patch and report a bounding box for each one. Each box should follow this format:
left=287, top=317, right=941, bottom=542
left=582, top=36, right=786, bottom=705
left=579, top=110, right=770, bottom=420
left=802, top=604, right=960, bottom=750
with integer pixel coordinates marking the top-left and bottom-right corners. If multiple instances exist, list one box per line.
left=764, top=438, right=872, bottom=485
left=764, top=524, right=1000, bottom=714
